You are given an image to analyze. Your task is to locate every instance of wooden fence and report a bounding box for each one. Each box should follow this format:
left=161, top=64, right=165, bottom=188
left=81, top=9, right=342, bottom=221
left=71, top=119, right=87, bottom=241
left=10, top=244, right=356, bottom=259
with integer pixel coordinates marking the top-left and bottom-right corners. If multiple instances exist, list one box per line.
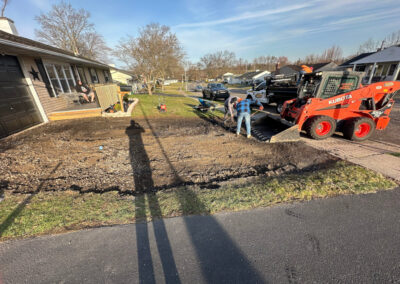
left=92, top=84, right=120, bottom=110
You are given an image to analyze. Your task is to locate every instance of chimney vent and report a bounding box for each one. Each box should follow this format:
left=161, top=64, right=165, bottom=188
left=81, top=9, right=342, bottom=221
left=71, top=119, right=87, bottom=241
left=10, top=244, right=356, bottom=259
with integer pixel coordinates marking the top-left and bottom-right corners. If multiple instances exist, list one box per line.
left=0, top=17, right=18, bottom=35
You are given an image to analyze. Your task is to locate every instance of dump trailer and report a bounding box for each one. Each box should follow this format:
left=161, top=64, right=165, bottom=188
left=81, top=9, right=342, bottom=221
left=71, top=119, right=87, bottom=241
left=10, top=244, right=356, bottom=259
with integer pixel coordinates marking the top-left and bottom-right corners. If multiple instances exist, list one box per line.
left=264, top=71, right=400, bottom=143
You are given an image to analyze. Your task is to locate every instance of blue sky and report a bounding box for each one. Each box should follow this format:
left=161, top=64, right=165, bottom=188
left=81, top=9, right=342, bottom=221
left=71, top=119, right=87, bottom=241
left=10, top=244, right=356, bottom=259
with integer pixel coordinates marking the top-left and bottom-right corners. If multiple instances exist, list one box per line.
left=5, top=0, right=400, bottom=66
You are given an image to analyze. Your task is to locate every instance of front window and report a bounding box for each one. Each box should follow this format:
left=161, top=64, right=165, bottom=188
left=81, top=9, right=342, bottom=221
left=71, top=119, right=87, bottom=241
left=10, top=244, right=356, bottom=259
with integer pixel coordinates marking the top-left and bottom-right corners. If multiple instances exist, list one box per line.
left=388, top=64, right=397, bottom=76
left=77, top=67, right=87, bottom=83
left=89, top=68, right=99, bottom=83
left=44, top=63, right=76, bottom=94
left=320, top=76, right=359, bottom=99
left=103, top=70, right=110, bottom=82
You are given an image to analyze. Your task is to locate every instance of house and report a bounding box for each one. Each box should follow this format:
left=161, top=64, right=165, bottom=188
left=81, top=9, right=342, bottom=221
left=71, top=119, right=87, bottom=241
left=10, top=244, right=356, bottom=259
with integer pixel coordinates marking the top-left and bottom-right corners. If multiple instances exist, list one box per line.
left=222, top=72, right=241, bottom=84
left=237, top=70, right=271, bottom=85
left=348, top=45, right=400, bottom=84
left=109, top=65, right=137, bottom=85
left=339, top=52, right=374, bottom=69
left=0, top=17, right=113, bottom=138
left=309, top=62, right=338, bottom=72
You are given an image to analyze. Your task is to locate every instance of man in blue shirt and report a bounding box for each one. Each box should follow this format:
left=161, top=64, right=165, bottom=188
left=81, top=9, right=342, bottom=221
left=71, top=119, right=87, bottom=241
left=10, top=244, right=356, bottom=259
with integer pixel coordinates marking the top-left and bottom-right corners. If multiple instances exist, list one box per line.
left=234, top=98, right=263, bottom=138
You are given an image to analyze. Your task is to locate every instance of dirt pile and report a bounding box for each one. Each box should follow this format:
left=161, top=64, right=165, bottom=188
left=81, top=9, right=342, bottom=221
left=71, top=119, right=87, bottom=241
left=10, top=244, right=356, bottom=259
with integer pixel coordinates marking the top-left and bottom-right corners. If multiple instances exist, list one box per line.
left=0, top=117, right=337, bottom=194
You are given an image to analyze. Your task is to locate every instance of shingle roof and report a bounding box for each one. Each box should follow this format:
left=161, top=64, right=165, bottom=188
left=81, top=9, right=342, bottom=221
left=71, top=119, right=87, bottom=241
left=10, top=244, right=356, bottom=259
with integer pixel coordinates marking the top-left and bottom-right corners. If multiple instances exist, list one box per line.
left=0, top=30, right=109, bottom=68
left=351, top=45, right=400, bottom=64
left=237, top=70, right=265, bottom=80
left=340, top=52, right=374, bottom=66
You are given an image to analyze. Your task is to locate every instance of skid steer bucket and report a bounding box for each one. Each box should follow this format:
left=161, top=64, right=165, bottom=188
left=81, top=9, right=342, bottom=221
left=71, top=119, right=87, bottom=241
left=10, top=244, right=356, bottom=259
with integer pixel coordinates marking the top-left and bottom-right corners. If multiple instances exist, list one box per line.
left=250, top=111, right=300, bottom=143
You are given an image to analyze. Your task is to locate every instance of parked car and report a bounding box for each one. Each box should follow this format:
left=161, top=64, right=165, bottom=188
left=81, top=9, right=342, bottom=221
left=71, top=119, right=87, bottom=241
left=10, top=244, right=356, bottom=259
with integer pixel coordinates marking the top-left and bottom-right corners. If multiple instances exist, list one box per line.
left=202, top=83, right=230, bottom=100
left=193, top=85, right=203, bottom=92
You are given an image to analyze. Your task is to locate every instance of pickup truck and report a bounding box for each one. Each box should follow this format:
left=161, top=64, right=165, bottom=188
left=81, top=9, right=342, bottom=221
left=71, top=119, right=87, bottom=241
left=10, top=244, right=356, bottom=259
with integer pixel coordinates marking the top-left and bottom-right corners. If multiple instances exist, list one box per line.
left=246, top=75, right=298, bottom=113
left=202, top=83, right=230, bottom=100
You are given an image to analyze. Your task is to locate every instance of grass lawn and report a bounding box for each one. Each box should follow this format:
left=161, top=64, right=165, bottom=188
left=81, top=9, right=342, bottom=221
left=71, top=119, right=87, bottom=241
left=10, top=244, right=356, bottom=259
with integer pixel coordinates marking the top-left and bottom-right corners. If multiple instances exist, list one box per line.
left=0, top=161, right=396, bottom=241
left=130, top=94, right=224, bottom=119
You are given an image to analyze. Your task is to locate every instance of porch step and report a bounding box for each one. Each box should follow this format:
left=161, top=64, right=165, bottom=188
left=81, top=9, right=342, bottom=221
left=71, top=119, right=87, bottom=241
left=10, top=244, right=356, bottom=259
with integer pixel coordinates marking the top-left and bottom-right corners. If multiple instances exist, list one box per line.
left=48, top=108, right=102, bottom=121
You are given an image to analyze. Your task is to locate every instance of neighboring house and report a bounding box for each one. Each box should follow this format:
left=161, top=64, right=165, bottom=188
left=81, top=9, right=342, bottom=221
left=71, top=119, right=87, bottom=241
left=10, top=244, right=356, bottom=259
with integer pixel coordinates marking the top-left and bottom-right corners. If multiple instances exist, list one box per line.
left=237, top=70, right=271, bottom=85
left=222, top=72, right=241, bottom=84
left=275, top=65, right=302, bottom=76
left=339, top=52, right=374, bottom=70
left=0, top=17, right=113, bottom=138
left=309, top=62, right=338, bottom=72
left=109, top=65, right=137, bottom=85
left=348, top=45, right=400, bottom=84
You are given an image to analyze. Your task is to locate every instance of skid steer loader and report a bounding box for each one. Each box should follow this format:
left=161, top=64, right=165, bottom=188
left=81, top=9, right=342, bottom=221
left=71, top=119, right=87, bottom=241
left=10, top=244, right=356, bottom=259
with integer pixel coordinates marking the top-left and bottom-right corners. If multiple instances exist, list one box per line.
left=263, top=71, right=400, bottom=143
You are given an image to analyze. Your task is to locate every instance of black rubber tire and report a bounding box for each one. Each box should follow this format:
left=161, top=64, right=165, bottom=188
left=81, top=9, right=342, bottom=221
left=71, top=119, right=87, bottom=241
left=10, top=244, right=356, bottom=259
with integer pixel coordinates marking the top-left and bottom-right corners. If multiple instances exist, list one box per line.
left=202, top=92, right=206, bottom=99
left=247, top=95, right=253, bottom=100
left=305, top=116, right=336, bottom=140
left=343, top=117, right=375, bottom=141
left=276, top=102, right=283, bottom=114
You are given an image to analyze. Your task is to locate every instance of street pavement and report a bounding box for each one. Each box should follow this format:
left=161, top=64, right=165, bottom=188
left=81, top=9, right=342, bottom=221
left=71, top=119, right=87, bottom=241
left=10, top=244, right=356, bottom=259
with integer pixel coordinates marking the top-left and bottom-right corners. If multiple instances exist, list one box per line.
left=1, top=188, right=400, bottom=283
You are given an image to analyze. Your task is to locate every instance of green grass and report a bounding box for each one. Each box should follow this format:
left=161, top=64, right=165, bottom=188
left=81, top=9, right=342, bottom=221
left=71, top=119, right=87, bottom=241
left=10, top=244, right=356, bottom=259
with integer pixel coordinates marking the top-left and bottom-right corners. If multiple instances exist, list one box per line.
left=389, top=152, right=400, bottom=157
left=130, top=94, right=224, bottom=119
left=0, top=162, right=396, bottom=241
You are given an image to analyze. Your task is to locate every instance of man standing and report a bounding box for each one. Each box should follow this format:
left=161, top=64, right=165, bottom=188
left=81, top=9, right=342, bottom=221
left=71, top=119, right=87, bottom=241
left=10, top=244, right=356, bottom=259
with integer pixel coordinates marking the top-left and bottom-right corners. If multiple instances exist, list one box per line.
left=234, top=98, right=263, bottom=138
left=75, top=80, right=95, bottom=103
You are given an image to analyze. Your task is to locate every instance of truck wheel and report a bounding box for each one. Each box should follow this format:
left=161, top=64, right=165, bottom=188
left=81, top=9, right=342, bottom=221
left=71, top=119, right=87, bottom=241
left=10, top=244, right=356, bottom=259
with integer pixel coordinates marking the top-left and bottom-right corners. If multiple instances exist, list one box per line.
left=306, top=116, right=336, bottom=140
left=276, top=102, right=283, bottom=114
left=343, top=117, right=375, bottom=141
left=203, top=92, right=206, bottom=99
left=247, top=95, right=253, bottom=100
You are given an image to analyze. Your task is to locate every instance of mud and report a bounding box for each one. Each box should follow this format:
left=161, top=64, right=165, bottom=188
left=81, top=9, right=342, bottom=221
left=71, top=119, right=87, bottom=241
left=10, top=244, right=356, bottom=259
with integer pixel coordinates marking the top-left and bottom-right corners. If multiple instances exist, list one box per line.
left=0, top=116, right=337, bottom=195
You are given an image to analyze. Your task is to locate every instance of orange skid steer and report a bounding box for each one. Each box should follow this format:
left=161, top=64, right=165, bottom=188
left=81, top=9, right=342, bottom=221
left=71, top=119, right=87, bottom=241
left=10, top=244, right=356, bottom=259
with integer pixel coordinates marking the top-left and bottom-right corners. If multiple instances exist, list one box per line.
left=264, top=71, right=400, bottom=142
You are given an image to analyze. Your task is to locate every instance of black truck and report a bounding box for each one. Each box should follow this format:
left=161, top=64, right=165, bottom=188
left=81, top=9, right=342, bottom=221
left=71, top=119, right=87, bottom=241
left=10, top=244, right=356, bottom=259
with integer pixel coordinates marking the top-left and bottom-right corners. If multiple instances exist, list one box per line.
left=246, top=74, right=299, bottom=113
left=202, top=83, right=230, bottom=100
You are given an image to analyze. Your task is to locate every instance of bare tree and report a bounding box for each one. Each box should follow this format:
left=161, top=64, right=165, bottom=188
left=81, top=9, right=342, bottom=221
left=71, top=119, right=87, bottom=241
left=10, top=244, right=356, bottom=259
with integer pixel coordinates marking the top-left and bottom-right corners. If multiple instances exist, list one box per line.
left=200, top=50, right=236, bottom=79
left=34, top=1, right=110, bottom=61
left=1, top=0, right=9, bottom=17
left=357, top=38, right=380, bottom=54
left=114, top=23, right=184, bottom=95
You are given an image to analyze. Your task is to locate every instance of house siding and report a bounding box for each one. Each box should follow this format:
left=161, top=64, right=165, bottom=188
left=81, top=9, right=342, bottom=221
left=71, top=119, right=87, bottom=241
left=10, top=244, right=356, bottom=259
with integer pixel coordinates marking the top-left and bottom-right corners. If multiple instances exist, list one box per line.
left=20, top=55, right=68, bottom=114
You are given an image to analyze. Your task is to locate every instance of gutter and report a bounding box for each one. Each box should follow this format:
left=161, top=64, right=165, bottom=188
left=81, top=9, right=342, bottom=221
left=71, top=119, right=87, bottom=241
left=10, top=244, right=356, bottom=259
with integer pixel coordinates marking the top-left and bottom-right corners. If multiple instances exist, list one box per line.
left=0, top=38, right=109, bottom=69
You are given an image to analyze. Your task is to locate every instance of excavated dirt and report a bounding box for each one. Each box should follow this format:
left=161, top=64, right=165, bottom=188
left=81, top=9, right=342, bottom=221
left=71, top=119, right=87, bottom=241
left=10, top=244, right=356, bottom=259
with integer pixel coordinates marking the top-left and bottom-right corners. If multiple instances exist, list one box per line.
left=0, top=117, right=338, bottom=195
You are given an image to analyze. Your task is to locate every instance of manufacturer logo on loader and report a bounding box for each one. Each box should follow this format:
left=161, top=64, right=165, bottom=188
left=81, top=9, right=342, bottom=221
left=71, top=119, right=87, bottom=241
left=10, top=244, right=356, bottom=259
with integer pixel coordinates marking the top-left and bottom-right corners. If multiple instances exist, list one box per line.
left=328, top=94, right=352, bottom=105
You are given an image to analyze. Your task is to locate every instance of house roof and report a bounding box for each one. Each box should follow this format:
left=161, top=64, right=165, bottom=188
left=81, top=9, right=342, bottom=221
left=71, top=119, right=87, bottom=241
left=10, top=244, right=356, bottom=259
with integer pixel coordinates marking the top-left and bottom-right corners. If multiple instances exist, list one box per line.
left=275, top=65, right=302, bottom=75
left=339, top=52, right=374, bottom=66
left=0, top=30, right=109, bottom=68
left=110, top=66, right=136, bottom=77
left=351, top=45, right=400, bottom=64
left=237, top=70, right=266, bottom=80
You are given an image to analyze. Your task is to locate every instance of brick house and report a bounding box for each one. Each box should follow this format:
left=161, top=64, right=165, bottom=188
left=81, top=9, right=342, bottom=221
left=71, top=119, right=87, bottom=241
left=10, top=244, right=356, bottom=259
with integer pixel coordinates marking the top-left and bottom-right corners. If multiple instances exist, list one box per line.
left=0, top=17, right=112, bottom=138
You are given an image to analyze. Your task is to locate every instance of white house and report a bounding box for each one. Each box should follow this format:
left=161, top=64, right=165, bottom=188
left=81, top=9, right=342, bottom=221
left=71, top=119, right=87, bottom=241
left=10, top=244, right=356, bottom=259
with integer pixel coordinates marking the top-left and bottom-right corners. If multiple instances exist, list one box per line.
left=350, top=45, right=400, bottom=84
left=222, top=72, right=241, bottom=84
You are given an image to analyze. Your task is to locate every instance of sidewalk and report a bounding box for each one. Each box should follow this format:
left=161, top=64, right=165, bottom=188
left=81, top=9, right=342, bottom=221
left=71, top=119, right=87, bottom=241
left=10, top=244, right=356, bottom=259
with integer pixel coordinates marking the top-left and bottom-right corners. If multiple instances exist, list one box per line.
left=303, top=136, right=400, bottom=182
left=1, top=188, right=400, bottom=283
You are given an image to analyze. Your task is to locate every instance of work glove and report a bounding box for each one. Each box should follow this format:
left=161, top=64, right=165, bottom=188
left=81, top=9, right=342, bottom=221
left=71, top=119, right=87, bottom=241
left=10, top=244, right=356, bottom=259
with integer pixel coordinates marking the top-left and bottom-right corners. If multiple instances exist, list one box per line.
left=259, top=106, right=264, bottom=111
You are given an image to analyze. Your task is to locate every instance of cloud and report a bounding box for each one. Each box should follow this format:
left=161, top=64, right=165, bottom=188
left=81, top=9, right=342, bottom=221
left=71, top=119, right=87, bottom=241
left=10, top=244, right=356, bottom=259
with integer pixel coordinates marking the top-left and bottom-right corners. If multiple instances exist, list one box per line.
left=175, top=2, right=313, bottom=28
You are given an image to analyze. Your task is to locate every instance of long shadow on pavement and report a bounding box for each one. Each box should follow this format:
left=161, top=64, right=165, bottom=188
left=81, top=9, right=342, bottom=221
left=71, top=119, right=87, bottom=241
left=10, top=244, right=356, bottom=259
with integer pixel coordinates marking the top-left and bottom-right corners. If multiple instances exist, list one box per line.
left=135, top=103, right=265, bottom=283
left=126, top=120, right=181, bottom=284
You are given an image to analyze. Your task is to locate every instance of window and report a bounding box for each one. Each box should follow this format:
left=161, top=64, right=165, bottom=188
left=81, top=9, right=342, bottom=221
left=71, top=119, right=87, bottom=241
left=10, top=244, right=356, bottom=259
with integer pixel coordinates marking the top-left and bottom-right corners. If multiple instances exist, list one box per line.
left=320, top=76, right=358, bottom=99
left=45, top=64, right=62, bottom=94
left=355, top=65, right=366, bottom=72
left=44, top=63, right=76, bottom=94
left=77, top=67, right=87, bottom=83
left=103, top=70, right=110, bottom=82
left=388, top=64, right=398, bottom=76
left=89, top=68, right=99, bottom=83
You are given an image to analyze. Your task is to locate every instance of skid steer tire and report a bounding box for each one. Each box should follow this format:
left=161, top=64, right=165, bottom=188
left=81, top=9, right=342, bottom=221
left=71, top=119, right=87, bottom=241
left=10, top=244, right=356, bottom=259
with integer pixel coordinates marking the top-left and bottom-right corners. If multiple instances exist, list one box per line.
left=306, top=116, right=336, bottom=140
left=343, top=117, right=375, bottom=141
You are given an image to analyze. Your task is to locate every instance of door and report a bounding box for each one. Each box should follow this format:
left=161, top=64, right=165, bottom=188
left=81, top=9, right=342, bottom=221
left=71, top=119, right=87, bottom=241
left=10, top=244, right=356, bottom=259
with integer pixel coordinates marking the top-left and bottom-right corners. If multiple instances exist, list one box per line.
left=0, top=55, right=42, bottom=138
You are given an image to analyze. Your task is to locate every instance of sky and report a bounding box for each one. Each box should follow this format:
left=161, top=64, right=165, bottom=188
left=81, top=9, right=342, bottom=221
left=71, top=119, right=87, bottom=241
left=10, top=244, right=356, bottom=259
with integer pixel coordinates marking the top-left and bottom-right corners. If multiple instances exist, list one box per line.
left=5, top=0, right=400, bottom=67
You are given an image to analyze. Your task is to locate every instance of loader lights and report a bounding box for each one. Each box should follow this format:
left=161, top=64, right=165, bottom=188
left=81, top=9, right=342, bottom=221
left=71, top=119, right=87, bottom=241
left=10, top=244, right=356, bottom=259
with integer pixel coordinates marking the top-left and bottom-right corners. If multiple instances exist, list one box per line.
left=371, top=110, right=383, bottom=118
left=307, top=98, right=312, bottom=104
left=384, top=82, right=394, bottom=87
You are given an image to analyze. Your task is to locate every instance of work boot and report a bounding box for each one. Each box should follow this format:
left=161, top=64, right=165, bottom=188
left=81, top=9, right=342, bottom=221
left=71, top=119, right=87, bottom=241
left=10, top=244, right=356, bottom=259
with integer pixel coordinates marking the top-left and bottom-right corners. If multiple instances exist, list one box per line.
left=236, top=132, right=240, bottom=137
left=247, top=134, right=252, bottom=139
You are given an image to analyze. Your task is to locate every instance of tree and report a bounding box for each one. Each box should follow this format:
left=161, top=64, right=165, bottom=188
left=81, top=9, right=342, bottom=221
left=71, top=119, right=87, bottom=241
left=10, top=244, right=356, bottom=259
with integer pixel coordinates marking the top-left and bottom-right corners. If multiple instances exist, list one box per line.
left=1, top=0, right=9, bottom=17
left=114, top=23, right=184, bottom=95
left=200, top=50, right=236, bottom=79
left=34, top=1, right=110, bottom=61
left=357, top=38, right=380, bottom=54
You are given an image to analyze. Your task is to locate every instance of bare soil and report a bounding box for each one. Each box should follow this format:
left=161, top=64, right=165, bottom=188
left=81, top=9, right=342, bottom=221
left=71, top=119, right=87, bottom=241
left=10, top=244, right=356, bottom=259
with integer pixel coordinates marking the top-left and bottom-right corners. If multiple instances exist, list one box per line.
left=0, top=116, right=337, bottom=195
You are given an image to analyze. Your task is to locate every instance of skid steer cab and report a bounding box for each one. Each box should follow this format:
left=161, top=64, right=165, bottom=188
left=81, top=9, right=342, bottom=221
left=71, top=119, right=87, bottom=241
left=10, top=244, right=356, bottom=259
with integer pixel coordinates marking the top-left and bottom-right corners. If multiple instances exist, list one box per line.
left=280, top=71, right=400, bottom=141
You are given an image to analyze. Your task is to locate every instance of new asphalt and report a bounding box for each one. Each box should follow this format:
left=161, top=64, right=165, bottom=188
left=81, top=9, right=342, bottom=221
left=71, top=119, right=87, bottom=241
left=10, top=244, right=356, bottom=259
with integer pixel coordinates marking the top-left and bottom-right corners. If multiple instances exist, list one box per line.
left=1, top=188, right=400, bottom=283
